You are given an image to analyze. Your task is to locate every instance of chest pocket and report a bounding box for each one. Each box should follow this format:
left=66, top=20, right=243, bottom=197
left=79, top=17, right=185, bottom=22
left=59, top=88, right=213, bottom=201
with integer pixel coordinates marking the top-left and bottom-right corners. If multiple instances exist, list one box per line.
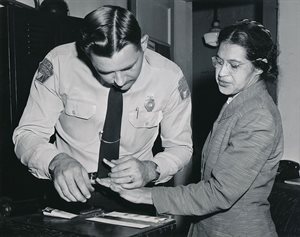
left=65, top=99, right=96, bottom=120
left=129, top=110, right=163, bottom=128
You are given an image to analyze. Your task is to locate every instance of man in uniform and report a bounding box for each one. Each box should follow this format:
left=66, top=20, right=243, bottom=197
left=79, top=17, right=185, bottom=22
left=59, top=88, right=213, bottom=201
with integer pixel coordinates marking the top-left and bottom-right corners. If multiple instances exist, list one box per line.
left=13, top=5, right=192, bottom=210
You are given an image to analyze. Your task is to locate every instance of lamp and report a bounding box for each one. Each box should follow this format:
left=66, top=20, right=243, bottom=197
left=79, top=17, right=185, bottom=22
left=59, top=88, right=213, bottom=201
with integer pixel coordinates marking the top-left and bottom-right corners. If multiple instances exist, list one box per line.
left=203, top=7, right=221, bottom=47
left=39, top=0, right=69, bottom=16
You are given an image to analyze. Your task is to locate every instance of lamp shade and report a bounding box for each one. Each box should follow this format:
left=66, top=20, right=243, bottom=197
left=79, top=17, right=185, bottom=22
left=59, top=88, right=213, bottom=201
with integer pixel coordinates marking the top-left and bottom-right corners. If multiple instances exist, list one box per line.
left=203, top=9, right=221, bottom=47
left=204, top=31, right=219, bottom=47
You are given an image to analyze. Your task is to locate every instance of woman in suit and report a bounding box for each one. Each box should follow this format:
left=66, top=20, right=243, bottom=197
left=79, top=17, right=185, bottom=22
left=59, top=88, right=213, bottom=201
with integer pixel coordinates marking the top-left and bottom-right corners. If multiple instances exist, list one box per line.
left=98, top=19, right=283, bottom=237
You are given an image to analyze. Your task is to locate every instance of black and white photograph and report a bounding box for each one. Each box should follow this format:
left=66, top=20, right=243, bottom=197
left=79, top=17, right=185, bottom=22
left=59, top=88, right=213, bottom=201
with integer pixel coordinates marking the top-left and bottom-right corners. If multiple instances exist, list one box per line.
left=0, top=0, right=298, bottom=236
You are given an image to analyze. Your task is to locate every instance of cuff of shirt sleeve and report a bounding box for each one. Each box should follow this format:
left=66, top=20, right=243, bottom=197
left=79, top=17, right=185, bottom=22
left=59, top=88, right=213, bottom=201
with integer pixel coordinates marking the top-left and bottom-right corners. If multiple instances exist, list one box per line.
left=152, top=159, right=173, bottom=184
left=28, top=146, right=60, bottom=179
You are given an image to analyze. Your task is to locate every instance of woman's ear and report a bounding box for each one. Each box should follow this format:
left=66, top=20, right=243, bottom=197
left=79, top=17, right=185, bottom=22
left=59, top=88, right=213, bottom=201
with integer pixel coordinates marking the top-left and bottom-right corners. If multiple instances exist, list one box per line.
left=141, top=35, right=149, bottom=52
left=255, top=67, right=264, bottom=76
left=255, top=58, right=268, bottom=75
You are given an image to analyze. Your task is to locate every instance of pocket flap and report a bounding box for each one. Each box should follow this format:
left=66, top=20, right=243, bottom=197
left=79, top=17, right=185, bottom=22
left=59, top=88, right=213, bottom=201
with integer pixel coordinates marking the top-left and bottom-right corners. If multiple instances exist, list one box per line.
left=65, top=99, right=96, bottom=119
left=129, top=110, right=162, bottom=128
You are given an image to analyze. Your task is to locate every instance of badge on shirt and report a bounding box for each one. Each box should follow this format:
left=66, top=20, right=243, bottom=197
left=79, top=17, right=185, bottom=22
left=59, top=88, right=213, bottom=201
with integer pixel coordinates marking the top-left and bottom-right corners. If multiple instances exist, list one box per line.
left=35, top=58, right=53, bottom=83
left=178, top=77, right=190, bottom=100
left=144, top=96, right=155, bottom=112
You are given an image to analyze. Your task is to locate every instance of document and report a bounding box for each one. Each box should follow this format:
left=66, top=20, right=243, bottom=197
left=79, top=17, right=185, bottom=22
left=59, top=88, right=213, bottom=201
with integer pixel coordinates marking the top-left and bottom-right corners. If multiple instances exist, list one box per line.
left=86, top=217, right=150, bottom=228
left=284, top=177, right=300, bottom=185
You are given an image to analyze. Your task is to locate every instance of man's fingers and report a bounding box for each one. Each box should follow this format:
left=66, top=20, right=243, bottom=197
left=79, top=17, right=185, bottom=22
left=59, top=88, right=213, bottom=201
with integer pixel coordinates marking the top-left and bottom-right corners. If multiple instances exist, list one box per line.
left=50, top=154, right=93, bottom=202
left=65, top=177, right=88, bottom=202
left=58, top=169, right=91, bottom=202
left=73, top=172, right=93, bottom=200
left=103, top=158, right=115, bottom=168
left=54, top=182, right=71, bottom=202
left=110, top=156, right=131, bottom=165
left=54, top=178, right=77, bottom=202
left=110, top=175, right=134, bottom=184
left=110, top=162, right=132, bottom=173
left=82, top=170, right=95, bottom=192
left=109, top=169, right=132, bottom=179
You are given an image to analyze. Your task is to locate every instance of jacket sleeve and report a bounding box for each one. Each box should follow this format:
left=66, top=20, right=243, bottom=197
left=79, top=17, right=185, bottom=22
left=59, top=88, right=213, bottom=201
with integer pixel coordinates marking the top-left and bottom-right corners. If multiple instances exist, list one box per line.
left=153, top=75, right=193, bottom=183
left=13, top=53, right=63, bottom=179
left=152, top=108, right=279, bottom=215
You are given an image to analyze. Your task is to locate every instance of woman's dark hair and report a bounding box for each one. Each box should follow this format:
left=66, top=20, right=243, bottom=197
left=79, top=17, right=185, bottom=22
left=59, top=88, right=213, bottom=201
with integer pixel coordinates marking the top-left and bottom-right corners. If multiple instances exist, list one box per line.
left=218, top=19, right=278, bottom=83
left=77, top=5, right=142, bottom=58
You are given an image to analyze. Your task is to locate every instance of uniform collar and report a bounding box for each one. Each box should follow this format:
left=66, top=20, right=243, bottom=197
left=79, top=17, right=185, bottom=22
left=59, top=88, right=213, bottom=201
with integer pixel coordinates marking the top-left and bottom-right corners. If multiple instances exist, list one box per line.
left=125, top=50, right=151, bottom=94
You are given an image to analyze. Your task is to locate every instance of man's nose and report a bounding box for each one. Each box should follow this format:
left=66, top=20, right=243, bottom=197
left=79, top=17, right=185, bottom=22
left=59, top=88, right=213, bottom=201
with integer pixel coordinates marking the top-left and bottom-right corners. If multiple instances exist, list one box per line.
left=114, top=71, right=126, bottom=87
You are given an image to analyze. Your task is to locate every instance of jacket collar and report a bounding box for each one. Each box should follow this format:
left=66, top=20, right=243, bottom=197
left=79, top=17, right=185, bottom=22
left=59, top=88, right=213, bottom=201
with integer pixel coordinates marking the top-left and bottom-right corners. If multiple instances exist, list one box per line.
left=220, top=80, right=267, bottom=120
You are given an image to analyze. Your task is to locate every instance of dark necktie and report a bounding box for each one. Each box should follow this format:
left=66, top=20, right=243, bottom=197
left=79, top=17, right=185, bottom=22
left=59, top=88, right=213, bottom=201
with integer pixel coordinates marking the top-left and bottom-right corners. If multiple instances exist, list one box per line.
left=97, top=87, right=123, bottom=179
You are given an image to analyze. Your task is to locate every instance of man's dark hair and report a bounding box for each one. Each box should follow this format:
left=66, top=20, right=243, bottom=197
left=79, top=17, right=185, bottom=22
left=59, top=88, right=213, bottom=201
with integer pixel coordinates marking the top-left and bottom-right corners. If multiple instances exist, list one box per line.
left=77, top=5, right=142, bottom=58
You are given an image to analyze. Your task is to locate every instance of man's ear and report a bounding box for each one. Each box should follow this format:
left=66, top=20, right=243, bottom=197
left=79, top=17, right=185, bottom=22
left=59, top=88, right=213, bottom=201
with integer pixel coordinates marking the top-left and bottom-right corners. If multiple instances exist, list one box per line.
left=141, top=35, right=149, bottom=52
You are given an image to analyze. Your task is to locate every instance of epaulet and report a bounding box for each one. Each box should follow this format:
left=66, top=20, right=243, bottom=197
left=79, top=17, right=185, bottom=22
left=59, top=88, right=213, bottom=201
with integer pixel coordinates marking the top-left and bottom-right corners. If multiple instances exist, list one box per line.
left=144, top=49, right=181, bottom=74
left=50, top=42, right=76, bottom=58
left=35, top=43, right=76, bottom=84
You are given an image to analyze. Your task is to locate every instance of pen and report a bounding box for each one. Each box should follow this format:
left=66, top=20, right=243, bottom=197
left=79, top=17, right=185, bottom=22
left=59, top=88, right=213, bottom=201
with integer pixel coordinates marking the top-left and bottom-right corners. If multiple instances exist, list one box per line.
left=136, top=107, right=139, bottom=119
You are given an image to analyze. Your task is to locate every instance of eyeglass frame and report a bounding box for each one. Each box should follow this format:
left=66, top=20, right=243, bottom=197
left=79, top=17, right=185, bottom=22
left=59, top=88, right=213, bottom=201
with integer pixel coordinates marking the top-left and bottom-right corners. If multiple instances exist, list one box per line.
left=211, top=55, right=255, bottom=74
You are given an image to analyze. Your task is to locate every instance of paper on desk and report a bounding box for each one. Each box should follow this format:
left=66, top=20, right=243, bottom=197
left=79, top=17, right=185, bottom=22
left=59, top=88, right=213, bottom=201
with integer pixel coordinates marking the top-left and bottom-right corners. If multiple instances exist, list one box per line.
left=104, top=211, right=168, bottom=223
left=42, top=207, right=78, bottom=219
left=284, top=177, right=300, bottom=185
left=86, top=217, right=150, bottom=228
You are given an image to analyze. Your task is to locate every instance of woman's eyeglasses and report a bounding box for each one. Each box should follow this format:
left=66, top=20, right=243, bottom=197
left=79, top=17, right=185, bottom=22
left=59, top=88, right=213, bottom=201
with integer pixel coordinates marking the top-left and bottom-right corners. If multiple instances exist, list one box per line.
left=211, top=56, right=251, bottom=74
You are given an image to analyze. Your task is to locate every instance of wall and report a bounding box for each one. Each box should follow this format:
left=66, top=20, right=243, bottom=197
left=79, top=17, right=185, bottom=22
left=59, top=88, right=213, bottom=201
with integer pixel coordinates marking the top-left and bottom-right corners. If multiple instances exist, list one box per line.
left=172, top=0, right=193, bottom=90
left=12, top=0, right=34, bottom=7
left=192, top=3, right=257, bottom=161
left=277, top=0, right=300, bottom=163
left=8, top=0, right=127, bottom=18
left=64, top=0, right=127, bottom=18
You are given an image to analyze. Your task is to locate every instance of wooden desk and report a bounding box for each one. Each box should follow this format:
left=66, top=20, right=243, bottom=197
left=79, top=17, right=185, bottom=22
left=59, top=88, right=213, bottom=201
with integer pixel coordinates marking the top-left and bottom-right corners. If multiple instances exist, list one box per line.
left=0, top=212, right=175, bottom=236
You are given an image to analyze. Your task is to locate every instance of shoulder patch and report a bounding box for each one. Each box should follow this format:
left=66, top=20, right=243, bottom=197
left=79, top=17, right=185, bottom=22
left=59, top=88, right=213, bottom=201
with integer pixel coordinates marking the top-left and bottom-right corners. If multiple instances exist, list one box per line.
left=36, top=58, right=53, bottom=83
left=178, top=77, right=190, bottom=100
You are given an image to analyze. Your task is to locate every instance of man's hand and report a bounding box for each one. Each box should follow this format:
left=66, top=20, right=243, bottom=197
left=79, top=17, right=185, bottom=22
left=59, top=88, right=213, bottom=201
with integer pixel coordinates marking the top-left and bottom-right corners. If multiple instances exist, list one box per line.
left=48, top=153, right=94, bottom=203
left=107, top=157, right=158, bottom=189
left=96, top=178, right=153, bottom=204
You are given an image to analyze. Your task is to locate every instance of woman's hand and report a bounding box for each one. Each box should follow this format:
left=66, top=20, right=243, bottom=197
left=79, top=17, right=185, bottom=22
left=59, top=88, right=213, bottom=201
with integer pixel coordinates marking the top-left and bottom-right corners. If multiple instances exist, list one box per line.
left=96, top=178, right=153, bottom=204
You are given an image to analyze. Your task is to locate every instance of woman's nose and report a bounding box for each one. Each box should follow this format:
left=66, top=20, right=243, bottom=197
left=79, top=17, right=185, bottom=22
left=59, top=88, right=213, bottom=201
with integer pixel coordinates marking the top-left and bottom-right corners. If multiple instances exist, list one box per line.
left=219, top=63, right=230, bottom=76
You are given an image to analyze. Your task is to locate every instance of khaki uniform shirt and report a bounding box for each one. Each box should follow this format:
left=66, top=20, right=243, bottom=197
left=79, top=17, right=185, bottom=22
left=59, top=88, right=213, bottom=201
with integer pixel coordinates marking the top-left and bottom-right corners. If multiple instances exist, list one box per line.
left=13, top=43, right=193, bottom=183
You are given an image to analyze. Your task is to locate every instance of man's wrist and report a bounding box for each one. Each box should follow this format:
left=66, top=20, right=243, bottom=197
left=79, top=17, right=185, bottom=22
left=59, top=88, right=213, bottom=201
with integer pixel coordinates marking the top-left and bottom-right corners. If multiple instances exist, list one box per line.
left=152, top=163, right=160, bottom=182
left=143, top=160, right=160, bottom=183
left=48, top=153, right=65, bottom=177
left=149, top=161, right=160, bottom=182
